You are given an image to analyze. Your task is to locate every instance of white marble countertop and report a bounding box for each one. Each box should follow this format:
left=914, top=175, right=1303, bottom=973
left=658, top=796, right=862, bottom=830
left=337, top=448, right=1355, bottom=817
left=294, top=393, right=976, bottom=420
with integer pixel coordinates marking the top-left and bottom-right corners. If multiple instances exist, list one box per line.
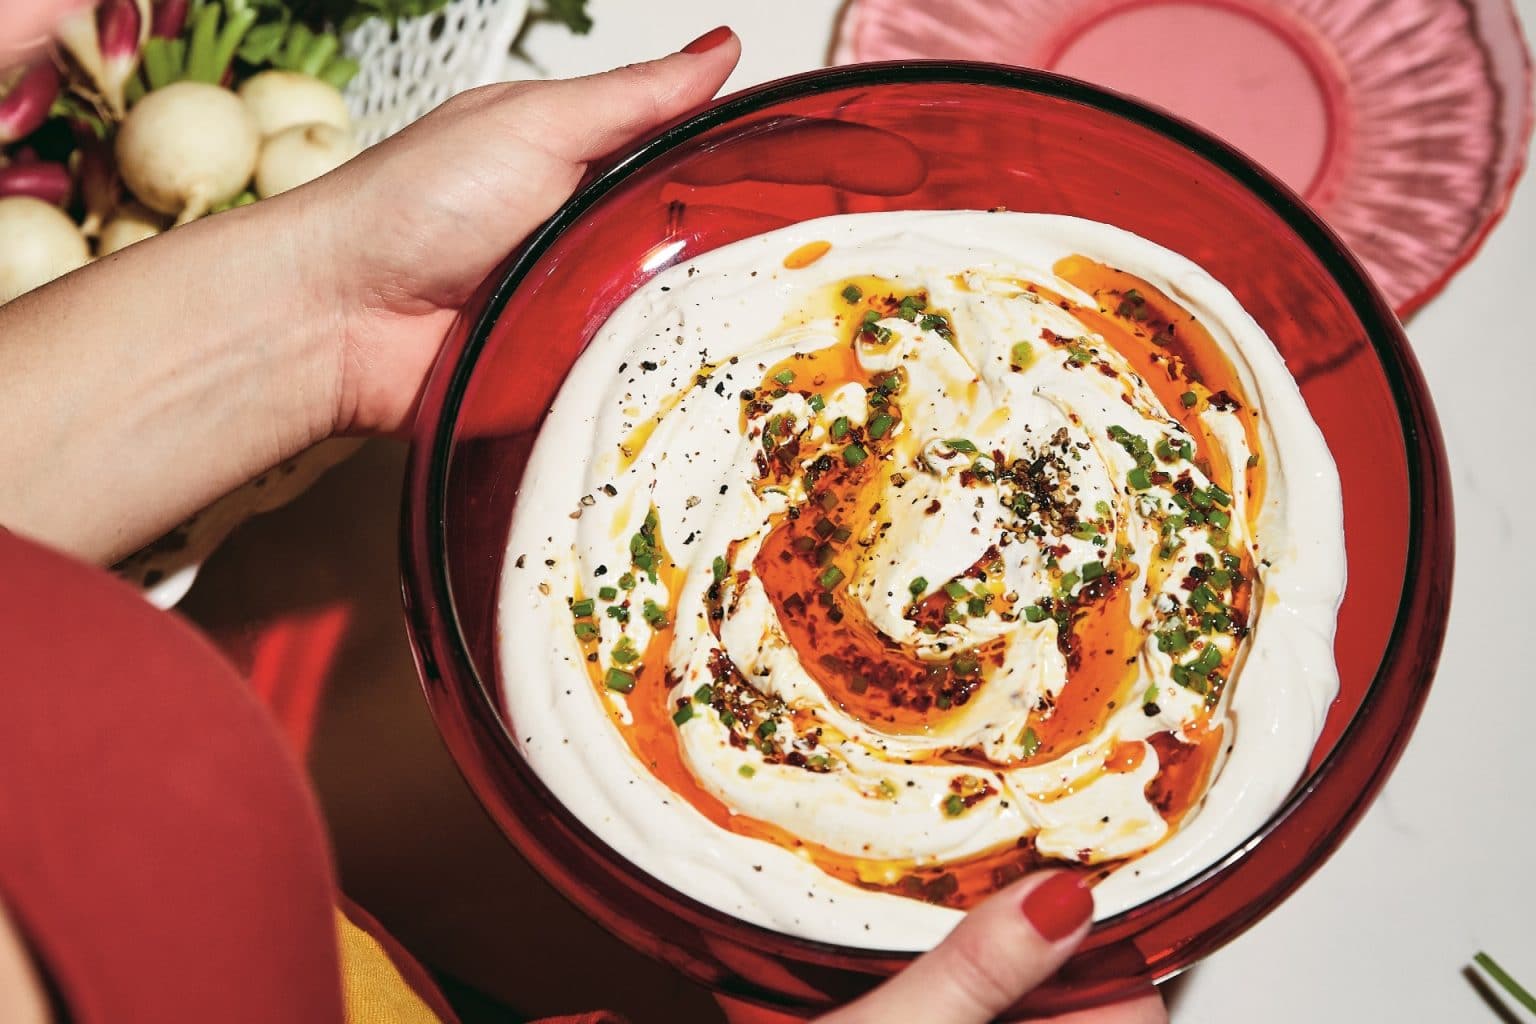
left=513, top=2, right=1536, bottom=1019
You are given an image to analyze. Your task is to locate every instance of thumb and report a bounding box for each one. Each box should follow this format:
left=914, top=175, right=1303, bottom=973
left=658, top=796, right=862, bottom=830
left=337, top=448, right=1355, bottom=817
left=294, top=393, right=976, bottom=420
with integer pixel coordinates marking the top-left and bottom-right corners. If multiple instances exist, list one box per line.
left=510, top=27, right=741, bottom=165
left=821, top=872, right=1095, bottom=1024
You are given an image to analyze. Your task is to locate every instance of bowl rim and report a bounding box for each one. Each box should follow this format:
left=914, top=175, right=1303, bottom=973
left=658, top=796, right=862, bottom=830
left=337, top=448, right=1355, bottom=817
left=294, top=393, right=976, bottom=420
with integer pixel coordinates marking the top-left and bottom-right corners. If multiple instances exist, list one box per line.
left=403, top=59, right=1452, bottom=979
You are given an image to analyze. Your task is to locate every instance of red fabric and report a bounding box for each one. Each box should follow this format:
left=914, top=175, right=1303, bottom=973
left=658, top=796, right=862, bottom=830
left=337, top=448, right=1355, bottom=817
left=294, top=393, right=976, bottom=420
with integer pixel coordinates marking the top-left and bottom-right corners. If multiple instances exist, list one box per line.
left=0, top=528, right=625, bottom=1024
left=0, top=528, right=347, bottom=1022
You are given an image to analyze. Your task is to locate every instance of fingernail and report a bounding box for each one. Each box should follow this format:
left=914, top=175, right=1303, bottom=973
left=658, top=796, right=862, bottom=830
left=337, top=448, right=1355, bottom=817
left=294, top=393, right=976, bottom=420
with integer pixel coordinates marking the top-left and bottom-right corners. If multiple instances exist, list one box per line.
left=1021, top=873, right=1093, bottom=941
left=681, top=25, right=733, bottom=54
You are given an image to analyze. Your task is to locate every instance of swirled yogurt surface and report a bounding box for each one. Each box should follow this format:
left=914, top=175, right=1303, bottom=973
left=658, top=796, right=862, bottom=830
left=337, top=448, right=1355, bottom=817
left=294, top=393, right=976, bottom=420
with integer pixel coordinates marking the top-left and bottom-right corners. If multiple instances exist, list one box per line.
left=498, top=211, right=1344, bottom=950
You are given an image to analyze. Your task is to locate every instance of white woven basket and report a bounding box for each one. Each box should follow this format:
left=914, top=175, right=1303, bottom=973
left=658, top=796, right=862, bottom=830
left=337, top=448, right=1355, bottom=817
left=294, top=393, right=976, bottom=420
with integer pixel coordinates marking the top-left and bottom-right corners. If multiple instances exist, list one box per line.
left=342, top=0, right=532, bottom=145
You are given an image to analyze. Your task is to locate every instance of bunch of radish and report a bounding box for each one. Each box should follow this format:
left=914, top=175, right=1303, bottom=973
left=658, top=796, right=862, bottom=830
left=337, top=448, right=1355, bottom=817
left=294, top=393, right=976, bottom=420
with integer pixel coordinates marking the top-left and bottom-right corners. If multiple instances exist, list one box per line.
left=0, top=0, right=362, bottom=304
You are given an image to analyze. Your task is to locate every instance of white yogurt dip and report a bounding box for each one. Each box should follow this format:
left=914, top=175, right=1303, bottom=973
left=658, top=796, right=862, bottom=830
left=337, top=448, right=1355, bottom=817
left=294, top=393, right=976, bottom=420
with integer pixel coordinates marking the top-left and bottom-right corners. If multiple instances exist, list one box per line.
left=498, top=211, right=1344, bottom=951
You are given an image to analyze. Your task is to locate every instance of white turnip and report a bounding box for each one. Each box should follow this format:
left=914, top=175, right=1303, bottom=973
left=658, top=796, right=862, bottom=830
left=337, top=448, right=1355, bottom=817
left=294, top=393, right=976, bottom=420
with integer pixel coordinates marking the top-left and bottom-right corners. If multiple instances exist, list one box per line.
left=238, top=71, right=351, bottom=138
left=0, top=197, right=90, bottom=304
left=254, top=121, right=356, bottom=198
left=53, top=0, right=150, bottom=118
left=116, top=81, right=259, bottom=225
left=98, top=202, right=166, bottom=255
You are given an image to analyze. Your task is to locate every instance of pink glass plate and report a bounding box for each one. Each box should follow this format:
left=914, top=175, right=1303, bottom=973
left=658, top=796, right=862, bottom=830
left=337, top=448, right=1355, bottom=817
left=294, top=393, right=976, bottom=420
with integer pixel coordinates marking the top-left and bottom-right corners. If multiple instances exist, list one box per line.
left=833, top=0, right=1534, bottom=318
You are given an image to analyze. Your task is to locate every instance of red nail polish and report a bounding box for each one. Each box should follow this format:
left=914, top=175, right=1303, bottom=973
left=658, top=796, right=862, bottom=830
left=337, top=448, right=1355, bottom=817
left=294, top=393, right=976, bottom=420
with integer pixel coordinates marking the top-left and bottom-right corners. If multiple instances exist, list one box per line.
left=681, top=25, right=733, bottom=55
left=1021, top=873, right=1093, bottom=941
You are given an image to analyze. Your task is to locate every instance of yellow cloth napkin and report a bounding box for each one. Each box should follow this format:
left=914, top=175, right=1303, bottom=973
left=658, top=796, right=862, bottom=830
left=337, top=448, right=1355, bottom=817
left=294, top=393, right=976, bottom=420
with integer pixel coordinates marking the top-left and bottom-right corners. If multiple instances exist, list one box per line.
left=335, top=909, right=444, bottom=1024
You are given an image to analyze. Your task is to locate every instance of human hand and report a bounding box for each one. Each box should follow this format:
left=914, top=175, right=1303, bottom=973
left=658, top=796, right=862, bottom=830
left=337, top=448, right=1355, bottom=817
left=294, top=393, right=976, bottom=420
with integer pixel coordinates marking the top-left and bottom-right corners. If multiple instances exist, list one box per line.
left=0, top=27, right=737, bottom=562
left=722, top=873, right=1165, bottom=1024
left=292, top=27, right=741, bottom=437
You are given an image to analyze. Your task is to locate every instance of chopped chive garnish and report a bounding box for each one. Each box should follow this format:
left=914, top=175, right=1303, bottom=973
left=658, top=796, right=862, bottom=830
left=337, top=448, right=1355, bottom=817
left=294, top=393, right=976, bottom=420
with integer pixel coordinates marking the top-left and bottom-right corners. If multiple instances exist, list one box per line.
left=861, top=309, right=881, bottom=326
left=943, top=580, right=969, bottom=600
left=966, top=597, right=986, bottom=617
left=868, top=413, right=894, bottom=439
left=1019, top=726, right=1040, bottom=757
left=1143, top=683, right=1159, bottom=705
left=1156, top=628, right=1192, bottom=653
left=604, top=667, right=636, bottom=693
left=618, top=572, right=636, bottom=590
left=1189, top=583, right=1218, bottom=610
left=694, top=684, right=713, bottom=703
left=1096, top=500, right=1112, bottom=517
left=672, top=701, right=694, bottom=726
left=757, top=720, right=777, bottom=738
left=1472, top=952, right=1536, bottom=1014
left=842, top=443, right=868, bottom=467
left=841, top=284, right=862, bottom=303
left=573, top=621, right=599, bottom=640
left=808, top=393, right=825, bottom=413
left=598, top=585, right=618, bottom=601
left=1059, top=570, right=1080, bottom=594
left=953, top=655, right=979, bottom=676
left=1072, top=522, right=1099, bottom=540
left=642, top=599, right=668, bottom=626
left=1207, top=507, right=1232, bottom=531
left=738, top=763, right=756, bottom=778
left=830, top=416, right=850, bottom=440
left=1189, top=644, right=1222, bottom=676
left=1127, top=467, right=1152, bottom=490
left=712, top=556, right=728, bottom=583
left=1010, top=341, right=1032, bottom=369
left=944, top=603, right=964, bottom=623
left=945, top=438, right=977, bottom=453
left=1081, top=560, right=1106, bottom=582
left=605, top=605, right=629, bottom=622
left=571, top=599, right=594, bottom=617
left=818, top=565, right=846, bottom=589
left=1023, top=604, right=1048, bottom=623
left=774, top=369, right=795, bottom=386
left=942, top=794, right=965, bottom=817
left=611, top=637, right=638, bottom=664
left=1180, top=390, right=1198, bottom=407
left=909, top=577, right=929, bottom=596
left=1208, top=483, right=1232, bottom=506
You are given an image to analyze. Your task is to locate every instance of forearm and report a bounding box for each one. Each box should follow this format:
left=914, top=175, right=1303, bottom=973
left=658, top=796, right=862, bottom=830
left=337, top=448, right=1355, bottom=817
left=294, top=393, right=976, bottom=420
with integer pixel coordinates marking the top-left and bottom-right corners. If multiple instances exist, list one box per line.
left=0, top=193, right=341, bottom=564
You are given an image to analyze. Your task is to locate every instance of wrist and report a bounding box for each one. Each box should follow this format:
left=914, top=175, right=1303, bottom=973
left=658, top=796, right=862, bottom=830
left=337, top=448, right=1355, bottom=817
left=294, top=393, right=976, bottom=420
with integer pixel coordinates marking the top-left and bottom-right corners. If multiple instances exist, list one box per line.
left=221, top=188, right=353, bottom=448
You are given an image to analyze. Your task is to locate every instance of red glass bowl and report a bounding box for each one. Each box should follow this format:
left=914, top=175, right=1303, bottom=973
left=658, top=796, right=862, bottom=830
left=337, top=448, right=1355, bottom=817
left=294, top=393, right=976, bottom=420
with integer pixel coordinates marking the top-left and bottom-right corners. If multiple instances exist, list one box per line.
left=401, top=63, right=1453, bottom=1016
left=833, top=0, right=1534, bottom=320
